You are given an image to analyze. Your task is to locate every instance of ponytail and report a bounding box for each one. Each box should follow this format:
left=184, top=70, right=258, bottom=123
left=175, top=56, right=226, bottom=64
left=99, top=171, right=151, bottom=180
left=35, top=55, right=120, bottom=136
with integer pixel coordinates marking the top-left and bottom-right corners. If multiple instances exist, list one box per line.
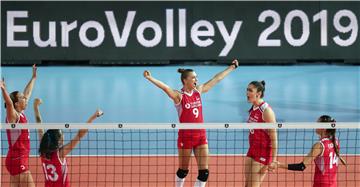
left=319, top=115, right=346, bottom=165
left=260, top=80, right=265, bottom=87
left=327, top=129, right=346, bottom=165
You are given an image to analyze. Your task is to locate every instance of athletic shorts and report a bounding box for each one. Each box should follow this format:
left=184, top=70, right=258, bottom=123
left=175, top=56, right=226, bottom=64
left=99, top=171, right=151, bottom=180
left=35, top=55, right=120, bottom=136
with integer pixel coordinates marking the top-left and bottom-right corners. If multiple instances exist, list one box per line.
left=5, top=155, right=29, bottom=176
left=247, top=143, right=272, bottom=165
left=178, top=130, right=208, bottom=149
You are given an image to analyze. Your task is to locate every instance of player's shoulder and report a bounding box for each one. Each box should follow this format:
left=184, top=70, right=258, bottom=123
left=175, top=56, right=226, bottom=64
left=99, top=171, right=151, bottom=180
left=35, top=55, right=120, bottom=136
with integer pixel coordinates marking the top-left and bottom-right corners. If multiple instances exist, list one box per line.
left=313, top=141, right=323, bottom=149
left=313, top=141, right=325, bottom=153
left=260, top=102, right=271, bottom=112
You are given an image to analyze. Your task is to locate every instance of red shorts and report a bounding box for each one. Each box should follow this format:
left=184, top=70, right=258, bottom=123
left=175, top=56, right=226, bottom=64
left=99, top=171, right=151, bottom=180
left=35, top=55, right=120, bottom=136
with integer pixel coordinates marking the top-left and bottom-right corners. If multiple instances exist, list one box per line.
left=177, top=130, right=208, bottom=149
left=247, top=143, right=272, bottom=165
left=5, top=155, right=29, bottom=176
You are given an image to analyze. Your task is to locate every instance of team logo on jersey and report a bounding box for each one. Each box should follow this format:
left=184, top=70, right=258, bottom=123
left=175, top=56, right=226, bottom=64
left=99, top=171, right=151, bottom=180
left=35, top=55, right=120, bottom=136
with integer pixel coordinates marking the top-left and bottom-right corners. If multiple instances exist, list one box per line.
left=328, top=143, right=334, bottom=148
left=185, top=103, right=191, bottom=109
left=196, top=97, right=200, bottom=101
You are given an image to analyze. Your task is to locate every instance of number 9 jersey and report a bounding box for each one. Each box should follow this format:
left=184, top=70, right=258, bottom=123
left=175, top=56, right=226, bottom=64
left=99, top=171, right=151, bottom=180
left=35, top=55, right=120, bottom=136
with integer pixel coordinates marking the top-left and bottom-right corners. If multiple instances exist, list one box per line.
left=41, top=151, right=69, bottom=187
left=175, top=89, right=207, bottom=149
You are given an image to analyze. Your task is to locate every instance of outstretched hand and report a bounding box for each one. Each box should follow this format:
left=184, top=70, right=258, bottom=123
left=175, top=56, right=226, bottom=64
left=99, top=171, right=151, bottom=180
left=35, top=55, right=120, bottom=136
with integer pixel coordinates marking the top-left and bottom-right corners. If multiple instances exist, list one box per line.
left=0, top=78, right=6, bottom=90
left=32, top=64, right=37, bottom=79
left=230, top=59, right=239, bottom=69
left=95, top=109, right=104, bottom=117
left=34, top=98, right=42, bottom=107
left=143, top=70, right=151, bottom=79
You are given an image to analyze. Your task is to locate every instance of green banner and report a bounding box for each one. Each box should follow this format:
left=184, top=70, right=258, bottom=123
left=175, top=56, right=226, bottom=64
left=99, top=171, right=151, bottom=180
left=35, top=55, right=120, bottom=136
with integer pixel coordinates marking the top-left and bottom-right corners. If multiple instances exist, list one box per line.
left=2, top=1, right=359, bottom=63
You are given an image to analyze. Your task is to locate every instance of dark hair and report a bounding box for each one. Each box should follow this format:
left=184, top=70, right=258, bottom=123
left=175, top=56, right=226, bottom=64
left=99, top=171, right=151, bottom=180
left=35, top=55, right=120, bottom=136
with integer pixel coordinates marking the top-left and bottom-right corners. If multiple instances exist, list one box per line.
left=249, top=80, right=266, bottom=98
left=4, top=91, right=19, bottom=108
left=39, top=130, right=62, bottom=159
left=318, top=115, right=346, bottom=165
left=177, top=68, right=194, bottom=84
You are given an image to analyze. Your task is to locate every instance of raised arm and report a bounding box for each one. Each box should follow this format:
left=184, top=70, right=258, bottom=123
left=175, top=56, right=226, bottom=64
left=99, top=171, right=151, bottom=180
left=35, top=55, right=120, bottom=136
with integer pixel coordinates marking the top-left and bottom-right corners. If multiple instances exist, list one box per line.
left=59, top=109, right=103, bottom=158
left=264, top=107, right=278, bottom=171
left=34, top=98, right=44, bottom=141
left=196, top=59, right=238, bottom=94
left=23, top=64, right=37, bottom=101
left=277, top=142, right=323, bottom=171
left=1, top=79, right=17, bottom=123
left=143, top=70, right=181, bottom=104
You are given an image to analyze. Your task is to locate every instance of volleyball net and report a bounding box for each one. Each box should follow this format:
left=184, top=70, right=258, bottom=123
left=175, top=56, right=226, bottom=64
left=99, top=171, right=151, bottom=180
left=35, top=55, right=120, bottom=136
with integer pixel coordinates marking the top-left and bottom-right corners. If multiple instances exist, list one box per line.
left=1, top=123, right=359, bottom=187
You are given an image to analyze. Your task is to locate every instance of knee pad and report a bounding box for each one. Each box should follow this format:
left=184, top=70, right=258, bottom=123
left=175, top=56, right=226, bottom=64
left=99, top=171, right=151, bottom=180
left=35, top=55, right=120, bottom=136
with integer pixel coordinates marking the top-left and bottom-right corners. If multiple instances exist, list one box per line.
left=176, top=168, right=189, bottom=179
left=197, top=169, right=209, bottom=182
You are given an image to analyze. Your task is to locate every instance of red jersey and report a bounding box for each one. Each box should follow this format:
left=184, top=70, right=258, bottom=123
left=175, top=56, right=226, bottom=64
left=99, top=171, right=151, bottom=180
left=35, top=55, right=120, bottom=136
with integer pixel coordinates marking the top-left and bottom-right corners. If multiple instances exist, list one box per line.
left=247, top=102, right=271, bottom=146
left=175, top=89, right=205, bottom=136
left=6, top=113, right=30, bottom=161
left=41, top=151, right=70, bottom=187
left=313, top=137, right=339, bottom=187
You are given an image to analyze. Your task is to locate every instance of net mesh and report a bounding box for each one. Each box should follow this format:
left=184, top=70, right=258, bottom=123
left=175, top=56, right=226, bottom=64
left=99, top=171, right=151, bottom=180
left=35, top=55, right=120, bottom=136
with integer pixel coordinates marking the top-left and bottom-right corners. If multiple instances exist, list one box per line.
left=1, top=123, right=359, bottom=187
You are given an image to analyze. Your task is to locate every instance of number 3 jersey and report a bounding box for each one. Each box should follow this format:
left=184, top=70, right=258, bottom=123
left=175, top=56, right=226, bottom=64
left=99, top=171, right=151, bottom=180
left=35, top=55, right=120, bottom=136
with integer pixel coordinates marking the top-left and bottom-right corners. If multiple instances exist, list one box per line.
left=175, top=89, right=205, bottom=136
left=41, top=151, right=69, bottom=187
left=313, top=137, right=340, bottom=187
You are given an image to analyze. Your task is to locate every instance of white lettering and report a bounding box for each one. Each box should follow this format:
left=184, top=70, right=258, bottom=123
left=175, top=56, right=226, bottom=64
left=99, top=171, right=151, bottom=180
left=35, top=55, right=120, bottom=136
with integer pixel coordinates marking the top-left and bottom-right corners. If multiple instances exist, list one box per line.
left=166, top=9, right=174, bottom=47
left=216, top=21, right=242, bottom=56
left=33, top=21, right=57, bottom=47
left=7, top=11, right=28, bottom=47
left=105, top=11, right=136, bottom=47
left=191, top=20, right=214, bottom=47
left=61, top=21, right=77, bottom=47
left=79, top=21, right=105, bottom=47
left=179, top=9, right=186, bottom=47
left=136, top=21, right=162, bottom=47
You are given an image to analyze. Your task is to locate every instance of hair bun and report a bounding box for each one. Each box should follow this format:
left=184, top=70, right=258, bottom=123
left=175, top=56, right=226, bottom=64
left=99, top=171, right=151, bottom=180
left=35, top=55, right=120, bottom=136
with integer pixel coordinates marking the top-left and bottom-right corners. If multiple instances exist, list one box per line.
left=260, top=80, right=266, bottom=86
left=178, top=68, right=185, bottom=73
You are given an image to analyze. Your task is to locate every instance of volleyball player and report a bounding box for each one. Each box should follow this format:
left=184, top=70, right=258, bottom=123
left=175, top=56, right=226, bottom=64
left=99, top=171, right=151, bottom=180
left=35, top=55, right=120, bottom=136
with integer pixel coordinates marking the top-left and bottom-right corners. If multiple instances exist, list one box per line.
left=35, top=98, right=103, bottom=187
left=143, top=59, right=239, bottom=187
left=275, top=115, right=346, bottom=187
left=1, top=65, right=37, bottom=187
left=245, top=80, right=277, bottom=187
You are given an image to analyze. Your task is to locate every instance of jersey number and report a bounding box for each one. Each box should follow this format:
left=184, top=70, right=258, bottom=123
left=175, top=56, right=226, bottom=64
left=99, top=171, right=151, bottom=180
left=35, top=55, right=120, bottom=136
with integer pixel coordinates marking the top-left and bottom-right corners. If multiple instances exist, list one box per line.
left=43, top=163, right=59, bottom=181
left=192, top=108, right=199, bottom=118
left=329, top=152, right=339, bottom=169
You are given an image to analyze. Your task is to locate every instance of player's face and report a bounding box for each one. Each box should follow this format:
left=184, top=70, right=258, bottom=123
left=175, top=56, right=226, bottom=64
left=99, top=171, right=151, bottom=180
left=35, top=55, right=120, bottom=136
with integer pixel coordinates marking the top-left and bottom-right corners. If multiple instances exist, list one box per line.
left=15, top=92, right=27, bottom=110
left=184, top=72, right=198, bottom=89
left=246, top=84, right=261, bottom=103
